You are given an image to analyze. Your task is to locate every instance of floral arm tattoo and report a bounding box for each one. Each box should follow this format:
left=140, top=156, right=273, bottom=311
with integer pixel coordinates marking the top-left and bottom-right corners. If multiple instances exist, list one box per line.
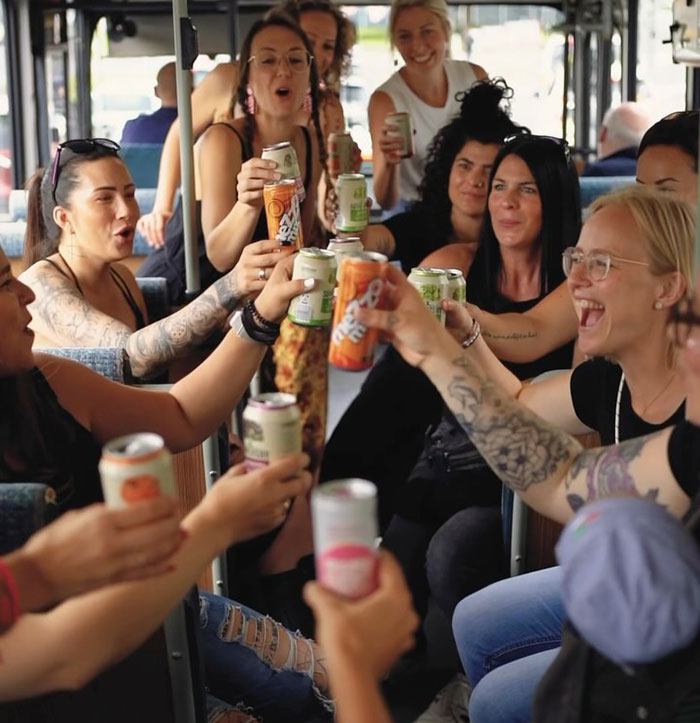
left=436, top=353, right=662, bottom=515
left=26, top=264, right=242, bottom=379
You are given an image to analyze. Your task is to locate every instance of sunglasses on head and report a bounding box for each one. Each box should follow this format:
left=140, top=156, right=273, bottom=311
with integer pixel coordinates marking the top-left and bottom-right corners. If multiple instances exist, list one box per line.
left=50, top=138, right=121, bottom=202
left=503, top=134, right=571, bottom=163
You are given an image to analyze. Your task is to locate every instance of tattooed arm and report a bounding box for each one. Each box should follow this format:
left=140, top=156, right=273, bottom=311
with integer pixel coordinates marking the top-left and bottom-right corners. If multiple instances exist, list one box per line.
left=21, top=240, right=289, bottom=379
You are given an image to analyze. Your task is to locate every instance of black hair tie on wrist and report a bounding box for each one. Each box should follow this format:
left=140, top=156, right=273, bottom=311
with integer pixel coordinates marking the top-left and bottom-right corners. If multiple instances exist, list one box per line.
left=241, top=300, right=280, bottom=345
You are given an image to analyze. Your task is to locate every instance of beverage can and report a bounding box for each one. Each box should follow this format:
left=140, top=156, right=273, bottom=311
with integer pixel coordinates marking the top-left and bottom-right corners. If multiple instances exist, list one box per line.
left=99, top=433, right=175, bottom=508
left=261, top=141, right=305, bottom=202
left=242, top=393, right=302, bottom=470
left=385, top=112, right=414, bottom=159
left=327, top=236, right=364, bottom=271
left=444, top=268, right=467, bottom=302
left=312, top=479, right=379, bottom=598
left=408, top=267, right=449, bottom=326
left=329, top=251, right=387, bottom=370
left=327, top=132, right=353, bottom=176
left=288, top=247, right=338, bottom=326
left=335, top=173, right=368, bottom=233
left=263, top=179, right=304, bottom=249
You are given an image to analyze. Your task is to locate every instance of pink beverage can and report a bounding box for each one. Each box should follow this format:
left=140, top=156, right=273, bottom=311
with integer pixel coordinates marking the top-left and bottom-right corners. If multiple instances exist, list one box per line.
left=242, top=393, right=302, bottom=469
left=312, top=479, right=378, bottom=598
left=98, top=433, right=176, bottom=508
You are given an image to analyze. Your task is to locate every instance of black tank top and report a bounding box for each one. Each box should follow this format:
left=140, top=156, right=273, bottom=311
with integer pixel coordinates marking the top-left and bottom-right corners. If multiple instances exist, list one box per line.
left=137, top=124, right=313, bottom=305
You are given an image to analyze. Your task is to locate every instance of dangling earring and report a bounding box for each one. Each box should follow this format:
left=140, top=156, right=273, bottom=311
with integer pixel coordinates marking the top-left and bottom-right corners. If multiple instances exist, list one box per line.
left=654, top=300, right=663, bottom=310
left=246, top=85, right=256, bottom=115
left=318, top=79, right=327, bottom=92
left=303, top=86, right=312, bottom=114
left=393, top=56, right=398, bottom=67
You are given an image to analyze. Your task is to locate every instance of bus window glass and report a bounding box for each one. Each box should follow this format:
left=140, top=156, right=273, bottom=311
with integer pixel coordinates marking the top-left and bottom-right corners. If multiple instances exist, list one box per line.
left=0, top=1, right=12, bottom=214
left=637, top=0, right=686, bottom=120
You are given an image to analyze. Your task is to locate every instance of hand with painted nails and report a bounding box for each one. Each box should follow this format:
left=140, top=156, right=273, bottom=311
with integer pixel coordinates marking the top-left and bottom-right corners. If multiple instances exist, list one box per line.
left=237, top=158, right=283, bottom=207
left=253, top=252, right=317, bottom=322
left=233, top=238, right=294, bottom=297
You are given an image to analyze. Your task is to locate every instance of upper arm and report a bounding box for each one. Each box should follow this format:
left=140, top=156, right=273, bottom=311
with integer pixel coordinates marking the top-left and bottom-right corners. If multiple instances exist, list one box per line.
left=368, top=92, right=395, bottom=161
left=198, top=124, right=242, bottom=241
left=518, top=369, right=592, bottom=436
left=470, top=63, right=488, bottom=81
left=362, top=223, right=396, bottom=258
left=21, top=264, right=133, bottom=349
left=192, top=63, right=238, bottom=134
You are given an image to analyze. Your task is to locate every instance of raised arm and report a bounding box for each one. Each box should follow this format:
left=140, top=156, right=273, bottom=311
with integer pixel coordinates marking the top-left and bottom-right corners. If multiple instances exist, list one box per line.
left=0, top=455, right=311, bottom=700
left=22, top=241, right=288, bottom=379
left=139, top=63, right=239, bottom=247
left=467, top=281, right=579, bottom=363
left=368, top=91, right=402, bottom=210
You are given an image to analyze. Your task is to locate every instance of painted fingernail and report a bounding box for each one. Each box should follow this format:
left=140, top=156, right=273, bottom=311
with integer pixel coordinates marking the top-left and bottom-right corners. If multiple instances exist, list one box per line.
left=304, top=278, right=315, bottom=289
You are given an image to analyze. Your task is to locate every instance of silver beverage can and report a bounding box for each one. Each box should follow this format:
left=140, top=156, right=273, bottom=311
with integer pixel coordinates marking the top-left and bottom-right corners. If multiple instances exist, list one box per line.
left=385, top=111, right=414, bottom=159
left=335, top=173, right=368, bottom=233
left=408, top=267, right=449, bottom=326
left=288, top=247, right=338, bottom=327
left=261, top=141, right=305, bottom=202
left=242, top=393, right=302, bottom=469
left=311, top=479, right=379, bottom=598
left=99, top=433, right=176, bottom=508
left=431, top=267, right=467, bottom=303
left=328, top=131, right=353, bottom=175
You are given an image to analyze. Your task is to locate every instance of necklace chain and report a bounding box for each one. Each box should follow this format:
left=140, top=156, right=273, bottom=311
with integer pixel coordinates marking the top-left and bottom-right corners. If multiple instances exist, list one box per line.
left=614, top=371, right=677, bottom=444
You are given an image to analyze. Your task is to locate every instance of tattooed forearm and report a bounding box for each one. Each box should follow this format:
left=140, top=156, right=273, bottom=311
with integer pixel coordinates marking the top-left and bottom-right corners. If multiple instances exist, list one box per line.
left=442, top=354, right=582, bottom=492
left=127, top=269, right=242, bottom=377
left=565, top=436, right=660, bottom=513
left=481, top=330, right=538, bottom=341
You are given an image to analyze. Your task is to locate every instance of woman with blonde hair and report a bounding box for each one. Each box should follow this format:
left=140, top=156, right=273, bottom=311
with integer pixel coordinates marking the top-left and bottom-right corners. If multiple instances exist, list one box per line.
left=369, top=0, right=487, bottom=213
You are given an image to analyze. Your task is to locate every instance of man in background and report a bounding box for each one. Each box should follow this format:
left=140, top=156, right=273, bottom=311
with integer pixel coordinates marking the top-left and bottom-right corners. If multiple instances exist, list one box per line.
left=121, top=62, right=178, bottom=144
left=582, top=102, right=650, bottom=176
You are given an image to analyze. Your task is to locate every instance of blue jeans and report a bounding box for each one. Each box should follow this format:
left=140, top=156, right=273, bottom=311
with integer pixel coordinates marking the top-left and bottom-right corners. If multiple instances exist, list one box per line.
left=199, top=592, right=332, bottom=723
left=452, top=567, right=565, bottom=723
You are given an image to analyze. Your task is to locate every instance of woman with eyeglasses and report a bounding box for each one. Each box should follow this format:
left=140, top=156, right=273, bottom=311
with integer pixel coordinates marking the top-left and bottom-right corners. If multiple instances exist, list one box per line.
left=460, top=109, right=700, bottom=367
left=137, top=0, right=358, bottom=248
left=19, top=140, right=299, bottom=380
left=369, top=0, right=487, bottom=213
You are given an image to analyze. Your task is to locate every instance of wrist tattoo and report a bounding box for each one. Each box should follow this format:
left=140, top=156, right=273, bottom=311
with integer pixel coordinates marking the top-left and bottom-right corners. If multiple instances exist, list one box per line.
left=481, top=330, right=538, bottom=342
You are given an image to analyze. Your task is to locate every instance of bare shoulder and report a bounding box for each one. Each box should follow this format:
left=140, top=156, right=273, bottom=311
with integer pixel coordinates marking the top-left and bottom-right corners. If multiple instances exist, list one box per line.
left=199, top=121, right=243, bottom=158
left=196, top=62, right=238, bottom=100
left=469, top=63, right=488, bottom=80
left=111, top=263, right=146, bottom=306
left=369, top=89, right=395, bottom=115
left=420, top=243, right=477, bottom=277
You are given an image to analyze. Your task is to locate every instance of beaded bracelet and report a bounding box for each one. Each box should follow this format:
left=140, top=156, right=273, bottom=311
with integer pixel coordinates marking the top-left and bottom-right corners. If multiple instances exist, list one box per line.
left=247, top=300, right=280, bottom=331
left=461, top=319, right=481, bottom=349
left=241, top=301, right=280, bottom=345
left=0, top=559, right=20, bottom=632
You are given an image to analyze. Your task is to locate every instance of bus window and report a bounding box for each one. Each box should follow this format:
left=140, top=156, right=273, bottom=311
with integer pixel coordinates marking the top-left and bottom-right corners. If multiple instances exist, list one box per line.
left=0, top=0, right=12, bottom=214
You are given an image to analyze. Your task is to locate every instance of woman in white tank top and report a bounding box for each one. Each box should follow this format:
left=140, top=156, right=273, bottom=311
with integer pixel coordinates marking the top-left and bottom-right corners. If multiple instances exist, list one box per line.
left=369, top=0, right=487, bottom=213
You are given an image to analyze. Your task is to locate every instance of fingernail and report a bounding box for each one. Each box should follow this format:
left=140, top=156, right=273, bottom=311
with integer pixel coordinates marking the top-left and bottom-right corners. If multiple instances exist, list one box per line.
left=273, top=171, right=282, bottom=179
left=303, top=278, right=315, bottom=289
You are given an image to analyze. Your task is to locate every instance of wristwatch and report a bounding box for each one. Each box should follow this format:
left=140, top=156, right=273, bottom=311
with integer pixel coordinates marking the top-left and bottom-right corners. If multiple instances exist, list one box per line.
left=229, top=310, right=255, bottom=342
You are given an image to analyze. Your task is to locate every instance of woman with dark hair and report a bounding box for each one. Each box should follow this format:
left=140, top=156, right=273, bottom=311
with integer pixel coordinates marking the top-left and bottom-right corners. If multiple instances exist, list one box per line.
left=20, top=140, right=293, bottom=380
left=138, top=0, right=357, bottom=247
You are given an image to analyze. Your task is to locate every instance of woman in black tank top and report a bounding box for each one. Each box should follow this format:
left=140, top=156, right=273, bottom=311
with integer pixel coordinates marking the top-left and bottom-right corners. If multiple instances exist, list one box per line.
left=21, top=139, right=289, bottom=380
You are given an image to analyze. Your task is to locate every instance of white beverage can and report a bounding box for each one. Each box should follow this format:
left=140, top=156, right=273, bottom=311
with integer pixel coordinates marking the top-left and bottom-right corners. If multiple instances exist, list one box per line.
left=312, top=479, right=379, bottom=598
left=288, top=247, right=337, bottom=326
left=385, top=111, right=415, bottom=159
left=408, top=267, right=449, bottom=326
left=261, top=141, right=305, bottom=202
left=327, top=236, right=364, bottom=262
left=99, top=433, right=176, bottom=508
left=242, top=393, right=302, bottom=469
left=335, top=173, right=368, bottom=233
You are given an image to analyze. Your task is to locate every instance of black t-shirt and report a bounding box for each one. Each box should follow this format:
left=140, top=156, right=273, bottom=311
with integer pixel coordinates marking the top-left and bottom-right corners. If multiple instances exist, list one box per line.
left=570, top=357, right=685, bottom=445
left=384, top=208, right=447, bottom=274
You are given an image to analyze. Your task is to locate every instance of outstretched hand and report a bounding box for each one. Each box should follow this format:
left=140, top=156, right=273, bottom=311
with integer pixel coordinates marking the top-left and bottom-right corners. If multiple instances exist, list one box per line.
left=253, top=252, right=316, bottom=323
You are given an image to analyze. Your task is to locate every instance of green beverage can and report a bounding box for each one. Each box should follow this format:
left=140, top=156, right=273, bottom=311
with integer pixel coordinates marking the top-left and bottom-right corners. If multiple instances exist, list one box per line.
left=335, top=173, right=368, bottom=233
left=288, top=247, right=338, bottom=326
left=408, top=267, right=449, bottom=326
left=431, top=267, right=467, bottom=302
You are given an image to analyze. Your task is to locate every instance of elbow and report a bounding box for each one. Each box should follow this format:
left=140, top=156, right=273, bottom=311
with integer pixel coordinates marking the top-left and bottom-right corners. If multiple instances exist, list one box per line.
left=125, top=338, right=155, bottom=380
left=205, top=237, right=233, bottom=273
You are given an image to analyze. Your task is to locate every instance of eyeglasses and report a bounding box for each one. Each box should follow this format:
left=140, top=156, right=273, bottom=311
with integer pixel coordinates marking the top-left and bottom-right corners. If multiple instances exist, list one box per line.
left=248, top=51, right=313, bottom=74
left=503, top=134, right=571, bottom=163
left=50, top=138, right=121, bottom=202
left=669, top=296, right=700, bottom=347
left=562, top=247, right=650, bottom=282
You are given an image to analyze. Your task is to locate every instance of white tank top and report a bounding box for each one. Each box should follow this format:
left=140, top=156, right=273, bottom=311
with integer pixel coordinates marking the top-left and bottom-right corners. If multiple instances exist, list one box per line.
left=375, top=59, right=479, bottom=205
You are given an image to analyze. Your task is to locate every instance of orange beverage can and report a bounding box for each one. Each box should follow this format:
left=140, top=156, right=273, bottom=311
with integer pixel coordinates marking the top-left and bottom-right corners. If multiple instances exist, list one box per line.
left=329, top=251, right=388, bottom=370
left=263, top=179, right=304, bottom=249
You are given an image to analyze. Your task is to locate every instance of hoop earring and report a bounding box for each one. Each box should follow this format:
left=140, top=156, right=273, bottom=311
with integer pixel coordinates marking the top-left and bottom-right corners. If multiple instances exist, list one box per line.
left=246, top=85, right=256, bottom=116
left=303, top=86, right=312, bottom=114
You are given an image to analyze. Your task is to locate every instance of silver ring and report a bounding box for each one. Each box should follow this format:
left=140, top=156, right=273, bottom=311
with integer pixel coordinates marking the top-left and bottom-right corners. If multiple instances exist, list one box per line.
left=258, top=268, right=266, bottom=281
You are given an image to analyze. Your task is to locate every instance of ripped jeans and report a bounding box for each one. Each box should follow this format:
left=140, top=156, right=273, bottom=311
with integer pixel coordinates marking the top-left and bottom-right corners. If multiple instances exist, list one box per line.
left=199, top=592, right=333, bottom=723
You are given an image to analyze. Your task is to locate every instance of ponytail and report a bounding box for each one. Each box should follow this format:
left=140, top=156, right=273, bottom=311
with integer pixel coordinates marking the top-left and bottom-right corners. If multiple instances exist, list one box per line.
left=23, top=168, right=60, bottom=270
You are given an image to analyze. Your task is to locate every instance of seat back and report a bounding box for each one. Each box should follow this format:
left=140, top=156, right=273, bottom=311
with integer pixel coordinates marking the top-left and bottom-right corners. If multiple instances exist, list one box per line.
left=578, top=176, right=634, bottom=208
left=136, top=276, right=171, bottom=322
left=120, top=144, right=164, bottom=188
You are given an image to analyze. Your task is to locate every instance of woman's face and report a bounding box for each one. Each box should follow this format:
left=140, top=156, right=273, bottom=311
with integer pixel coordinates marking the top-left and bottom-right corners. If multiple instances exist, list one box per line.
left=299, top=10, right=337, bottom=81
left=0, top=249, right=35, bottom=376
left=248, top=25, right=311, bottom=116
left=59, top=157, right=139, bottom=262
left=393, top=6, right=447, bottom=73
left=448, top=139, right=502, bottom=218
left=487, top=154, right=542, bottom=251
left=567, top=204, right=671, bottom=359
left=636, top=145, right=698, bottom=204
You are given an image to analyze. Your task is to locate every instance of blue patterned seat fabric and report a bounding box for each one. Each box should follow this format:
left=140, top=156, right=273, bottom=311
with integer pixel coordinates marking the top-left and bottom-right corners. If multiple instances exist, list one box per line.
left=37, top=346, right=132, bottom=383
left=578, top=176, right=634, bottom=208
left=0, top=483, right=57, bottom=554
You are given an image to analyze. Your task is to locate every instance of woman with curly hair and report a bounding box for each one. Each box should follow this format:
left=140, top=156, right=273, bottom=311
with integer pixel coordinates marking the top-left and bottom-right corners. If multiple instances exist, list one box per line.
left=138, top=0, right=358, bottom=247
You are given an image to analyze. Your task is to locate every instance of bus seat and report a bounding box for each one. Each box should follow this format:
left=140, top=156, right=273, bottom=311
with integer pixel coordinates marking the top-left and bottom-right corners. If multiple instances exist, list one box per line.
left=578, top=176, right=634, bottom=208
left=0, top=220, right=28, bottom=271
left=120, top=143, right=164, bottom=188
left=38, top=346, right=133, bottom=383
left=0, top=483, right=57, bottom=555
left=136, top=276, right=170, bottom=322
